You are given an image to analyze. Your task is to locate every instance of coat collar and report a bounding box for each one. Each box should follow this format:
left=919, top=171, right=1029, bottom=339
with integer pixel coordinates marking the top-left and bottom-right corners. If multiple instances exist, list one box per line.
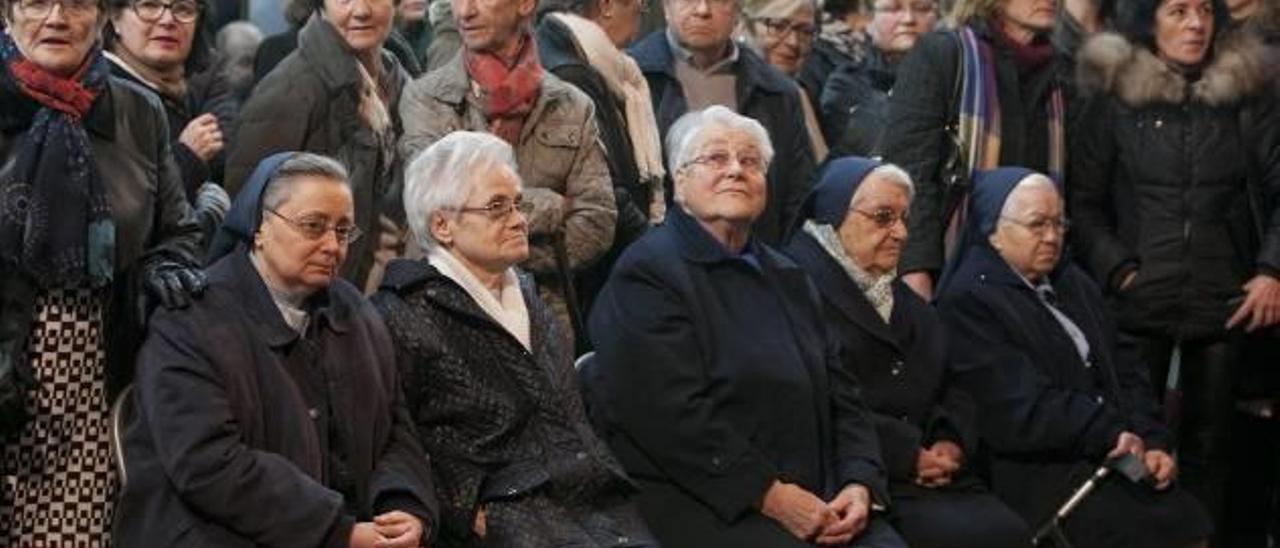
left=628, top=29, right=792, bottom=96
left=783, top=232, right=899, bottom=349
left=379, top=257, right=544, bottom=348
left=667, top=206, right=770, bottom=265
left=534, top=16, right=582, bottom=73
left=1076, top=29, right=1277, bottom=107
left=418, top=48, right=576, bottom=121
left=0, top=77, right=116, bottom=140
left=214, top=247, right=354, bottom=348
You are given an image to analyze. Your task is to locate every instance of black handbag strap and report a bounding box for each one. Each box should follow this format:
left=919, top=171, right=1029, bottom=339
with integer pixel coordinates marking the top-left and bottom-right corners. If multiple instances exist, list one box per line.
left=940, top=30, right=970, bottom=226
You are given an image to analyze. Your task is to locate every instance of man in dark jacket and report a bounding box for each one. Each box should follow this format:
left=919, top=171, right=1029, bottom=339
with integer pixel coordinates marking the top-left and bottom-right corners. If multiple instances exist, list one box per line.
left=627, top=0, right=816, bottom=245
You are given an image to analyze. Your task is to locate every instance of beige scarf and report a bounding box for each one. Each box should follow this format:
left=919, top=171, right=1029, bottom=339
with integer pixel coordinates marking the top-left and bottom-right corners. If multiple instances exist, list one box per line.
left=804, top=220, right=895, bottom=322
left=547, top=12, right=667, bottom=222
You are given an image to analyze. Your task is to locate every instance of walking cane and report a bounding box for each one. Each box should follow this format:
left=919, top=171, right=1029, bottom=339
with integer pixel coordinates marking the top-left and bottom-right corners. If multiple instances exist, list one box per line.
left=1032, top=453, right=1151, bottom=547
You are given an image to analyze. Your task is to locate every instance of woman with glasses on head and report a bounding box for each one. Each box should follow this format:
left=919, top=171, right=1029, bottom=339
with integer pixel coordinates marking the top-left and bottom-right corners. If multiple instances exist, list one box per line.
left=113, top=152, right=438, bottom=547
left=587, top=107, right=906, bottom=547
left=0, top=0, right=205, bottom=543
left=739, top=0, right=829, bottom=161
left=228, top=0, right=408, bottom=293
left=935, top=167, right=1211, bottom=548
left=819, top=0, right=938, bottom=157
left=781, top=157, right=1031, bottom=548
left=104, top=0, right=235, bottom=248
left=372, top=132, right=655, bottom=546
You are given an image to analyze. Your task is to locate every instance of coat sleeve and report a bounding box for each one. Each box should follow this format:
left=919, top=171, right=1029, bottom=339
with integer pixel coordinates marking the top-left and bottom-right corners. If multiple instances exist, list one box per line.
left=1069, top=96, right=1136, bottom=290
left=146, top=112, right=203, bottom=267
left=768, top=87, right=816, bottom=245
left=826, top=336, right=891, bottom=502
left=224, top=75, right=320, bottom=197
left=881, top=32, right=959, bottom=276
left=589, top=252, right=778, bottom=522
left=134, top=312, right=354, bottom=548
left=523, top=100, right=617, bottom=273
left=938, top=289, right=1127, bottom=460
left=1248, top=89, right=1280, bottom=273
left=397, top=78, right=450, bottom=166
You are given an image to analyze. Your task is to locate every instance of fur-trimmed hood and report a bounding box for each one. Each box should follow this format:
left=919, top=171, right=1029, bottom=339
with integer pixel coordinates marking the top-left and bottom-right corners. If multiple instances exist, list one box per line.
left=1076, top=29, right=1278, bottom=107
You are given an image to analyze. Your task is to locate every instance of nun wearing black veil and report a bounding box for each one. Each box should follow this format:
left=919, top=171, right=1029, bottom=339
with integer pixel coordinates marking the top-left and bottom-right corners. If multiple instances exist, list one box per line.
left=113, top=152, right=437, bottom=547
left=933, top=167, right=1210, bottom=548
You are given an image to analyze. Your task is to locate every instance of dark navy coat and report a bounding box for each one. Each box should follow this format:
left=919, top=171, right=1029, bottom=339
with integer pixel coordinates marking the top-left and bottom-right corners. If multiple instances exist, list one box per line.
left=586, top=208, right=894, bottom=546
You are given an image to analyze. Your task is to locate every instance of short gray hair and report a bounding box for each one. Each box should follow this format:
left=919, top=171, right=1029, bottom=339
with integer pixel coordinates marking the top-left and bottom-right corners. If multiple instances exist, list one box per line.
left=261, top=152, right=351, bottom=216
left=665, top=105, right=775, bottom=174
left=999, top=174, right=1059, bottom=219
left=852, top=163, right=915, bottom=206
left=403, top=131, right=518, bottom=252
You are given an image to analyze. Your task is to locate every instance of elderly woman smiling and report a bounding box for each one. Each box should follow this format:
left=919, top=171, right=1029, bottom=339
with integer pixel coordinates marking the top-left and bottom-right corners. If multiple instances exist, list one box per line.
left=586, top=107, right=906, bottom=547
left=372, top=132, right=654, bottom=546
left=781, top=157, right=1030, bottom=548
left=115, top=152, right=438, bottom=547
left=935, top=167, right=1211, bottom=548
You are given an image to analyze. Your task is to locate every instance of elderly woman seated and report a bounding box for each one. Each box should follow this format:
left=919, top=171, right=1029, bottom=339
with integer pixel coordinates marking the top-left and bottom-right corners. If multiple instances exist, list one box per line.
left=371, top=132, right=655, bottom=546
left=114, top=152, right=437, bottom=547
left=585, top=107, right=906, bottom=547
left=934, top=167, right=1212, bottom=548
left=780, top=157, right=1031, bottom=548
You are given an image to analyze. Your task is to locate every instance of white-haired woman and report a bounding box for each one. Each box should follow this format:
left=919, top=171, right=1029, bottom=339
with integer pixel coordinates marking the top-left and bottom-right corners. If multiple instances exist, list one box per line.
left=372, top=131, right=654, bottom=547
left=586, top=107, right=906, bottom=547
left=782, top=157, right=1031, bottom=548
left=739, top=0, right=829, bottom=161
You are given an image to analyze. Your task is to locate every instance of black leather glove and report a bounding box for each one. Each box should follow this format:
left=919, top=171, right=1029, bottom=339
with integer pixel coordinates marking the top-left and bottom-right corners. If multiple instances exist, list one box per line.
left=144, top=259, right=207, bottom=309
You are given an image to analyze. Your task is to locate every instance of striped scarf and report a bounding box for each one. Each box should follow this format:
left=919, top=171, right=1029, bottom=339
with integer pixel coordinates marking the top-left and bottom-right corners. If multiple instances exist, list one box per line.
left=944, top=26, right=1065, bottom=257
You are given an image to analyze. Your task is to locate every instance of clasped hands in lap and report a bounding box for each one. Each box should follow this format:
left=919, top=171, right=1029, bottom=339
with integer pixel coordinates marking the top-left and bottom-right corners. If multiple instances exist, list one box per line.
left=761, top=480, right=872, bottom=545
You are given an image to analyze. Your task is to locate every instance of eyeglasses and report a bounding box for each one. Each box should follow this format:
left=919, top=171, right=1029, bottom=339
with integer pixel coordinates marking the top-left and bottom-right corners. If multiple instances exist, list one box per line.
left=1001, top=215, right=1069, bottom=236
left=449, top=197, right=533, bottom=222
left=130, top=0, right=199, bottom=23
left=872, top=1, right=937, bottom=14
left=753, top=17, right=816, bottom=41
left=683, top=150, right=767, bottom=173
left=851, top=207, right=908, bottom=228
left=15, top=0, right=99, bottom=18
left=672, top=0, right=735, bottom=11
left=266, top=208, right=364, bottom=244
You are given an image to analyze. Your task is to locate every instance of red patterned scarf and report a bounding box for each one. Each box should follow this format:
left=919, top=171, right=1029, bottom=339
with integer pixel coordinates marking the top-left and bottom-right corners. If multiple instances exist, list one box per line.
left=9, top=55, right=98, bottom=119
left=464, top=31, right=543, bottom=144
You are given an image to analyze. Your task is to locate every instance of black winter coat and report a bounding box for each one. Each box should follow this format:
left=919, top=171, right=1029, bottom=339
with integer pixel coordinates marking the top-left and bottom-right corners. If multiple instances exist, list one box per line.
left=628, top=31, right=815, bottom=245
left=1070, top=31, right=1280, bottom=339
left=782, top=233, right=977, bottom=495
left=586, top=208, right=888, bottom=543
left=114, top=249, right=438, bottom=547
left=820, top=46, right=898, bottom=158
left=372, top=260, right=650, bottom=547
left=935, top=244, right=1171, bottom=525
left=0, top=76, right=202, bottom=409
left=882, top=24, right=1065, bottom=276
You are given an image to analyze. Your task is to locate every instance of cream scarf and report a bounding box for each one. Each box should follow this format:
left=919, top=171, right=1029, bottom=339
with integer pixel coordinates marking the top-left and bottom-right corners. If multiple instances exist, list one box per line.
left=428, top=246, right=532, bottom=351
left=804, top=220, right=895, bottom=322
left=547, top=12, right=666, bottom=222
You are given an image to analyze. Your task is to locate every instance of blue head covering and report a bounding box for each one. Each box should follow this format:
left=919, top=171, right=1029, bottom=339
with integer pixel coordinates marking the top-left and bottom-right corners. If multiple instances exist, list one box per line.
left=935, top=166, right=1044, bottom=294
left=803, top=156, right=884, bottom=226
left=206, top=152, right=298, bottom=263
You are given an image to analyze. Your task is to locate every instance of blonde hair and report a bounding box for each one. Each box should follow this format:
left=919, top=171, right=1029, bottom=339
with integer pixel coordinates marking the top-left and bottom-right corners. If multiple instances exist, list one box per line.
left=947, top=0, right=1002, bottom=26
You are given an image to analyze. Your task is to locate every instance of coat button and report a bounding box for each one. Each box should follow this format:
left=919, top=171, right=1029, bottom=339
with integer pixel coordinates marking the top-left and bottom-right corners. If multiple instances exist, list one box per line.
left=507, top=487, right=518, bottom=495
left=575, top=451, right=587, bottom=460
left=308, top=408, right=320, bottom=420
left=891, top=368, right=901, bottom=376
left=617, top=536, right=630, bottom=545
left=1095, top=395, right=1105, bottom=404
left=711, top=457, right=722, bottom=468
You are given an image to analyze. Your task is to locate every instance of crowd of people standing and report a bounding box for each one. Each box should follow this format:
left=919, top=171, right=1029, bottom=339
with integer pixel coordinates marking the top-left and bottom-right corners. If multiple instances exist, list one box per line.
left=1, top=0, right=1279, bottom=545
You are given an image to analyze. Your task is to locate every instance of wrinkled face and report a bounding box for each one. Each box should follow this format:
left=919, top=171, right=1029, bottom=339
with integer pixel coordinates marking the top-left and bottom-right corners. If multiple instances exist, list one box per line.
left=110, top=0, right=198, bottom=72
left=322, top=0, right=395, bottom=55
left=665, top=0, right=737, bottom=56
left=398, top=0, right=427, bottom=22
left=838, top=175, right=910, bottom=276
left=868, top=0, right=937, bottom=55
left=674, top=127, right=769, bottom=228
left=998, top=0, right=1057, bottom=37
left=749, top=4, right=815, bottom=77
left=8, top=0, right=104, bottom=77
left=1155, top=0, right=1214, bottom=67
left=451, top=0, right=533, bottom=53
left=431, top=165, right=530, bottom=275
left=597, top=0, right=646, bottom=48
left=988, top=182, right=1065, bottom=283
left=254, top=177, right=355, bottom=295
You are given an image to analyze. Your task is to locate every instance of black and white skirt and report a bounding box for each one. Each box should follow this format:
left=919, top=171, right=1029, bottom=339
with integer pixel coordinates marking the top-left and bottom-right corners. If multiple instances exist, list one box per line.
left=1, top=287, right=115, bottom=546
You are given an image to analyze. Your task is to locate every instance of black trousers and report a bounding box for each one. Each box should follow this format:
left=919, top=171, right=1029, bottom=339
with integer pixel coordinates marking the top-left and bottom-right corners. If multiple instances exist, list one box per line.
left=1121, top=331, right=1240, bottom=543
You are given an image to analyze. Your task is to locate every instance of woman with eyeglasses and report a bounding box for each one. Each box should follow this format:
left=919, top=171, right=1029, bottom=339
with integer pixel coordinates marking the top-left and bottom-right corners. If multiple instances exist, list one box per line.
left=371, top=132, right=655, bottom=546
left=781, top=157, right=1031, bottom=548
left=114, top=152, right=438, bottom=547
left=586, top=107, right=906, bottom=547
left=0, top=0, right=205, bottom=543
left=739, top=0, right=829, bottom=161
left=228, top=0, right=408, bottom=293
left=104, top=0, right=235, bottom=249
left=935, top=167, right=1210, bottom=548
left=819, top=0, right=938, bottom=157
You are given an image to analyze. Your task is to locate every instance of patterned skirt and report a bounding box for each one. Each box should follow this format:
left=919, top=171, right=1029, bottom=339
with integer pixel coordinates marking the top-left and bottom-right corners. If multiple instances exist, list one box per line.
left=1, top=287, right=115, bottom=546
